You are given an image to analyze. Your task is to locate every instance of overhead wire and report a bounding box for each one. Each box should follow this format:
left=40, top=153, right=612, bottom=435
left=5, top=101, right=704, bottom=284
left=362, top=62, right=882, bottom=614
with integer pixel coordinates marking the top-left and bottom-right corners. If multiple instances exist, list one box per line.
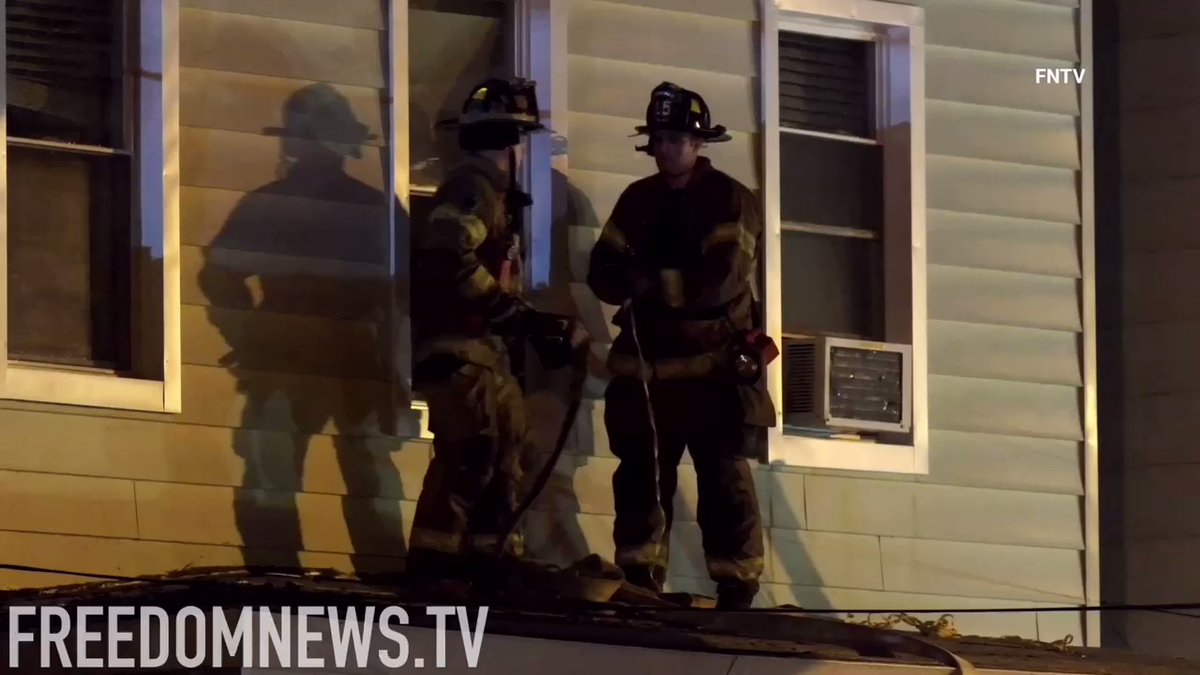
left=3, top=561, right=1200, bottom=620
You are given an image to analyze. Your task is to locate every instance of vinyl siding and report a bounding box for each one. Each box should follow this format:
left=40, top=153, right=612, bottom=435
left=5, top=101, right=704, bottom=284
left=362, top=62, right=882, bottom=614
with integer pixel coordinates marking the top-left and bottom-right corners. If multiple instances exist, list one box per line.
left=0, top=0, right=1091, bottom=648
left=556, top=0, right=1088, bottom=644
left=0, top=3, right=420, bottom=589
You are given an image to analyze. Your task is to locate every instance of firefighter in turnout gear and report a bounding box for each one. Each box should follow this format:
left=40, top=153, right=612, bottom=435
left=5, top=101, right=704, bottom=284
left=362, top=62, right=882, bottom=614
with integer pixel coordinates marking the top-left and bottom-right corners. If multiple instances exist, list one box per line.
left=406, top=78, right=580, bottom=581
left=587, top=82, right=777, bottom=609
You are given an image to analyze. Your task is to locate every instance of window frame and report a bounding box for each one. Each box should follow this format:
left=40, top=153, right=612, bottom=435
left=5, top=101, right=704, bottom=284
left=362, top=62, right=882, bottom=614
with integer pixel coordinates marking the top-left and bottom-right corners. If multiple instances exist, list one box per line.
left=0, top=0, right=182, bottom=414
left=514, top=0, right=565, bottom=294
left=388, top=0, right=559, bottom=439
left=761, top=0, right=928, bottom=474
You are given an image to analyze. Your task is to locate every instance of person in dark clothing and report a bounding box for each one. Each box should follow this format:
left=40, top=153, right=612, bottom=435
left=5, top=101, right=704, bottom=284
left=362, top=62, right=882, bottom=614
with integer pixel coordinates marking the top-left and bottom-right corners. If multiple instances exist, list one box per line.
left=586, top=82, right=776, bottom=610
left=406, top=78, right=586, bottom=582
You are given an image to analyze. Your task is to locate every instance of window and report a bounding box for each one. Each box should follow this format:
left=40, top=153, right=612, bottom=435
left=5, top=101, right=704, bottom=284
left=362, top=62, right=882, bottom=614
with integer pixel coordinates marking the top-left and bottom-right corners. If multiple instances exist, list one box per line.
left=777, top=31, right=884, bottom=341
left=408, top=0, right=516, bottom=199
left=400, top=1, right=517, bottom=433
left=762, top=0, right=927, bottom=473
left=393, top=0, right=557, bottom=434
left=0, top=0, right=180, bottom=413
left=404, top=0, right=557, bottom=283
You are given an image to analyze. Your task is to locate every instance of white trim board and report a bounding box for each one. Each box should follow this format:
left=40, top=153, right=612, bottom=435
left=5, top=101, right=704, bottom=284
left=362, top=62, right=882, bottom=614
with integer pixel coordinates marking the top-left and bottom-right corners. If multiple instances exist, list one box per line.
left=387, top=0, right=415, bottom=427
left=1077, top=0, right=1099, bottom=649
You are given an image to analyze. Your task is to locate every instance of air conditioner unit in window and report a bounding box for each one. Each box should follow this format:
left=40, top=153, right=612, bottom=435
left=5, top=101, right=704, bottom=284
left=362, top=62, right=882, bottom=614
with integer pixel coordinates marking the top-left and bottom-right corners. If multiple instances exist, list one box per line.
left=782, top=336, right=912, bottom=434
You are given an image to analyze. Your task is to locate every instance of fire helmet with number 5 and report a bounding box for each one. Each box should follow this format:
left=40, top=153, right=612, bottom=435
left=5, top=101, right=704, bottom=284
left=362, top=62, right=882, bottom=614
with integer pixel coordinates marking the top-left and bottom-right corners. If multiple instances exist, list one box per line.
left=632, top=81, right=732, bottom=154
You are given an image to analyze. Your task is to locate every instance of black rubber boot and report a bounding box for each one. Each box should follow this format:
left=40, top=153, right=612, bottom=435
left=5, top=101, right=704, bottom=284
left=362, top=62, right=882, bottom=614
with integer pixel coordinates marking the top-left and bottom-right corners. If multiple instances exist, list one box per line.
left=715, top=580, right=759, bottom=610
left=621, top=565, right=664, bottom=594
left=462, top=552, right=514, bottom=586
left=406, top=548, right=470, bottom=581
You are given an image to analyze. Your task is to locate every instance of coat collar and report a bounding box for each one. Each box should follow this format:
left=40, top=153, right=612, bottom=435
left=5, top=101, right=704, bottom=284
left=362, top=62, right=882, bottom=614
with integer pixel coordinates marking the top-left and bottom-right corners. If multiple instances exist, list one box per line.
left=653, top=155, right=714, bottom=190
left=457, top=152, right=512, bottom=191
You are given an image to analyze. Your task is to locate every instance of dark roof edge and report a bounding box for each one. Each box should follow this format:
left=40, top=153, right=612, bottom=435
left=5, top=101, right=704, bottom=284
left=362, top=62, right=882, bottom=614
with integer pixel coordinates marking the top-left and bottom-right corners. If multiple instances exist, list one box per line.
left=3, top=568, right=1200, bottom=675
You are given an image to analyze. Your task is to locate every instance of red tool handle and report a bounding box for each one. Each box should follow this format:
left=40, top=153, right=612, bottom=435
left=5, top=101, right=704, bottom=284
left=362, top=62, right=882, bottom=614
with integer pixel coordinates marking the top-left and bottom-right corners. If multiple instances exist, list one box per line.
left=745, top=329, right=780, bottom=365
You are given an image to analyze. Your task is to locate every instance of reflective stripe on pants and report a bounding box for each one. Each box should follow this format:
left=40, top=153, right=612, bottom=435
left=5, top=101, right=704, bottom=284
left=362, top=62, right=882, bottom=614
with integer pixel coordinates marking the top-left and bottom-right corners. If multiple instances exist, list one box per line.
left=409, top=527, right=463, bottom=555
left=707, top=556, right=765, bottom=583
left=615, top=541, right=668, bottom=569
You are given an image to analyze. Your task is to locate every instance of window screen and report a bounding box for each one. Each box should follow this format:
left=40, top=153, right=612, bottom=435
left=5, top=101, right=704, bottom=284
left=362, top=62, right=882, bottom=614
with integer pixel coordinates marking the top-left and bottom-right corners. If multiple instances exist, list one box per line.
left=779, top=30, right=874, bottom=138
left=6, top=0, right=135, bottom=369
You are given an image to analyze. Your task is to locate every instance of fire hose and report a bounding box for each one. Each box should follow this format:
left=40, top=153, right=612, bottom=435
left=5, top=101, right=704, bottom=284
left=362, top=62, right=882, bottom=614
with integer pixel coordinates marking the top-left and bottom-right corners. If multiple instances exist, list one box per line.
left=626, top=298, right=669, bottom=564
left=494, top=321, right=593, bottom=560
left=495, top=299, right=669, bottom=566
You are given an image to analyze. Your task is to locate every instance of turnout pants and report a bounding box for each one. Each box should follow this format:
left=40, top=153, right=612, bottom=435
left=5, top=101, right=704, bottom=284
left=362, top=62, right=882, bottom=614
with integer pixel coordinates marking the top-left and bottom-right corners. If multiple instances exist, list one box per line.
left=408, top=358, right=527, bottom=574
left=604, top=374, right=765, bottom=597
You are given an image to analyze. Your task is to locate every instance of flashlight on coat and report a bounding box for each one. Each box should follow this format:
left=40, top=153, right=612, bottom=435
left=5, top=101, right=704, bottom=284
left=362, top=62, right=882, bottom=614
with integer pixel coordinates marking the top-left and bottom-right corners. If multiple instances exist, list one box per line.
left=730, top=329, right=780, bottom=385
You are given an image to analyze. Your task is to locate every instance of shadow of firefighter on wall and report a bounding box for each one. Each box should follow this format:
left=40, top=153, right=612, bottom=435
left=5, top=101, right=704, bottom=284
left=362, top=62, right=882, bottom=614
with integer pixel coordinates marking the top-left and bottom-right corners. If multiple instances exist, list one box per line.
left=198, top=83, right=411, bottom=576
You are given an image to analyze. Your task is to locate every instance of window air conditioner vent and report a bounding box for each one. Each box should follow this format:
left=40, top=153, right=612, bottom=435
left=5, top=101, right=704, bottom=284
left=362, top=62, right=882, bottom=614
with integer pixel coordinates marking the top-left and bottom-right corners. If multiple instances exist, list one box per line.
left=783, top=341, right=817, bottom=414
left=781, top=335, right=912, bottom=434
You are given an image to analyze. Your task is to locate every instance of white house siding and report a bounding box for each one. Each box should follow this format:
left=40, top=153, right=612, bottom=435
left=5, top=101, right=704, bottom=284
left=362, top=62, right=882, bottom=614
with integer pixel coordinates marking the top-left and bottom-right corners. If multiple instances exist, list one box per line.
left=539, top=0, right=1091, bottom=643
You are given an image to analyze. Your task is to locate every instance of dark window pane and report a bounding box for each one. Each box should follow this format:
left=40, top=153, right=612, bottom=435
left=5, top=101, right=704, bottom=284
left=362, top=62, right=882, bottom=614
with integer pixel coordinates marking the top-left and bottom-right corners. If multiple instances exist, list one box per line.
left=778, top=31, right=874, bottom=137
left=409, top=0, right=514, bottom=189
left=7, top=145, right=132, bottom=368
left=780, top=230, right=883, bottom=340
left=780, top=132, right=883, bottom=232
left=6, top=0, right=127, bottom=147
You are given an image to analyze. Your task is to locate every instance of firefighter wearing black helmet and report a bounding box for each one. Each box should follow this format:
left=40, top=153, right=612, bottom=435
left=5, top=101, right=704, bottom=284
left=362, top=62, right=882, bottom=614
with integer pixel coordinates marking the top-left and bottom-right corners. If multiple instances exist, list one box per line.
left=407, top=78, right=586, bottom=582
left=587, top=82, right=776, bottom=609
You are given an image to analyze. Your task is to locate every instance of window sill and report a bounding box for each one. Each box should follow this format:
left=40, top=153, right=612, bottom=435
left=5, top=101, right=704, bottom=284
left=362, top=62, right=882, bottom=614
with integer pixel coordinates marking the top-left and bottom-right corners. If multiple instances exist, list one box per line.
left=2, top=363, right=176, bottom=414
left=768, top=431, right=927, bottom=475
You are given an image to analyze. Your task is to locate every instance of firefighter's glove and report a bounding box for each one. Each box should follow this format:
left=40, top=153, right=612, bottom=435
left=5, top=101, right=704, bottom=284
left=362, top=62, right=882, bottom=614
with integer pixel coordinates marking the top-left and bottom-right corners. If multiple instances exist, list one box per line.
left=528, top=311, right=587, bottom=370
left=412, top=353, right=467, bottom=384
